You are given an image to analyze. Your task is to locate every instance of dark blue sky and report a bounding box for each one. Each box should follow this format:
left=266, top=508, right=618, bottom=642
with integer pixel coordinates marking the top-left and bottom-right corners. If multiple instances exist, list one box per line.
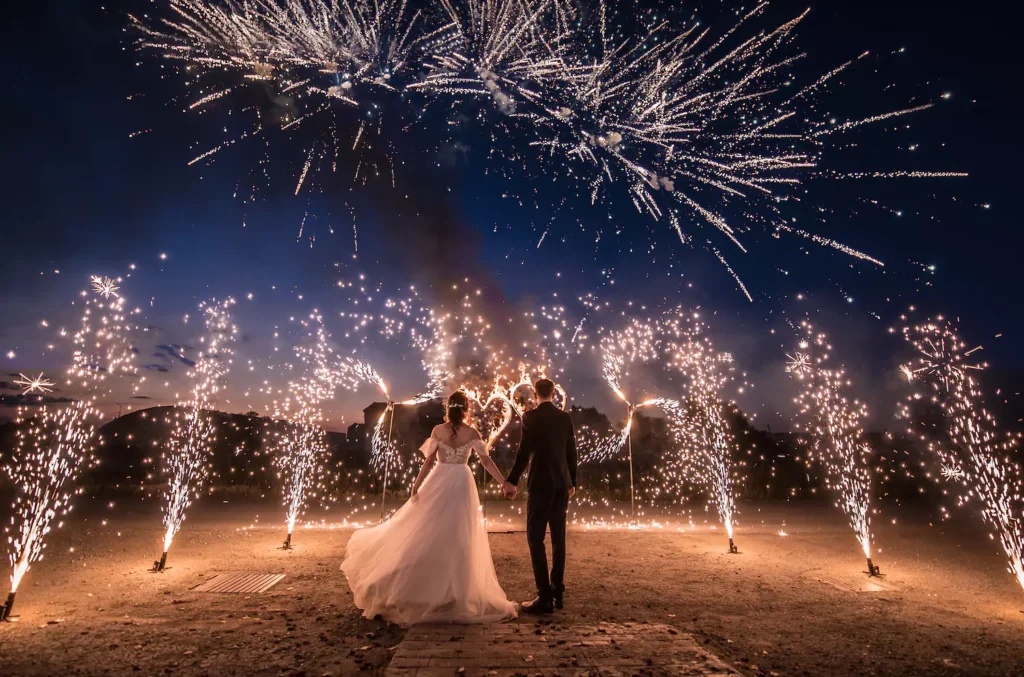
left=2, top=0, right=1022, bottom=428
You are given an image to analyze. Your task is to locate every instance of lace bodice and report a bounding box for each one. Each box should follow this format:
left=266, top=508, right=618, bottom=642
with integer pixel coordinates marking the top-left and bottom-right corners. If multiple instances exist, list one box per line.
left=419, top=437, right=488, bottom=464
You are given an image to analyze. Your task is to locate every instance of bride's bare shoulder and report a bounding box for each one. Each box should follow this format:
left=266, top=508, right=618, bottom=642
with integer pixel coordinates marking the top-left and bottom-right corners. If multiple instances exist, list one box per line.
left=430, top=423, right=448, bottom=438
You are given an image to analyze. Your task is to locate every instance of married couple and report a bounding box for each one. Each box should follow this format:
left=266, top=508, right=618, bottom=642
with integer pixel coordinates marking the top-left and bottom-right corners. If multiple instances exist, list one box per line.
left=341, top=379, right=578, bottom=624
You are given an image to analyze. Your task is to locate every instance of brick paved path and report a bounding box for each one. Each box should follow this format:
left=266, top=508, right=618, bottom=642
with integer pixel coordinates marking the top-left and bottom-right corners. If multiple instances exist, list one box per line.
left=386, top=621, right=740, bottom=677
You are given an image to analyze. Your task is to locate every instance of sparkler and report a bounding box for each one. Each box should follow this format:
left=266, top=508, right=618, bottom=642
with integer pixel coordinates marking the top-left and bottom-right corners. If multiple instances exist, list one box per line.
left=155, top=298, right=238, bottom=571
left=787, top=321, right=877, bottom=575
left=3, top=278, right=138, bottom=621
left=133, top=1, right=959, bottom=294
left=899, top=315, right=1024, bottom=595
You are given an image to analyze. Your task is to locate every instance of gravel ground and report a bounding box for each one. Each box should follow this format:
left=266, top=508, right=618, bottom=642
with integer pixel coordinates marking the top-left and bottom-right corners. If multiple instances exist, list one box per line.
left=1, top=498, right=1022, bottom=676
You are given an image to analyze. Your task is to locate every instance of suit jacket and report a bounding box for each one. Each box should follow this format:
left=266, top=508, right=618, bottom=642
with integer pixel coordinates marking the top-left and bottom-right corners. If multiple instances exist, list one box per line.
left=507, top=401, right=577, bottom=493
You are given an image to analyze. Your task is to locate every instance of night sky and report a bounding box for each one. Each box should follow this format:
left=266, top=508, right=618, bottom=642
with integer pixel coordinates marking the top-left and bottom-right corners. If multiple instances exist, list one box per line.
left=2, top=0, right=1023, bottom=429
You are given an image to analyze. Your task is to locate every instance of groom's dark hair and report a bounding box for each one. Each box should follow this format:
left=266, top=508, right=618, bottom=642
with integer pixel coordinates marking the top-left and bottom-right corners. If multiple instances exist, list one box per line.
left=535, top=378, right=555, bottom=399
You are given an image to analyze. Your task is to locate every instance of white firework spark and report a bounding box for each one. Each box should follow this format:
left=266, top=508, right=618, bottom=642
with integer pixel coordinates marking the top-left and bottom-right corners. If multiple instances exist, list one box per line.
left=90, top=276, right=120, bottom=299
left=13, top=373, right=55, bottom=395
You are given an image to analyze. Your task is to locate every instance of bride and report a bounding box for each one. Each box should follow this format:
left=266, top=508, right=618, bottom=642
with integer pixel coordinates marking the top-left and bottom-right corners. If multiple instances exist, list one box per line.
left=341, top=391, right=518, bottom=625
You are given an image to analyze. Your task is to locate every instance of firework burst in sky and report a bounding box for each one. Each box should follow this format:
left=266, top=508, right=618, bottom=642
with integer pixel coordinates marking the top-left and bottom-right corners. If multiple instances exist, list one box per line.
left=131, top=0, right=962, bottom=296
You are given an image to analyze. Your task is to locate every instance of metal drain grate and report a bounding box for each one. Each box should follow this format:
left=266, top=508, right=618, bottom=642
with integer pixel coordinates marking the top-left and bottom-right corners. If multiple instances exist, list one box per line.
left=193, top=573, right=286, bottom=594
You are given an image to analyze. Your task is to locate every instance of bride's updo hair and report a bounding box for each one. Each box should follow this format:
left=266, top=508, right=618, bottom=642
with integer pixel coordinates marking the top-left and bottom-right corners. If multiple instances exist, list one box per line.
left=445, top=391, right=470, bottom=435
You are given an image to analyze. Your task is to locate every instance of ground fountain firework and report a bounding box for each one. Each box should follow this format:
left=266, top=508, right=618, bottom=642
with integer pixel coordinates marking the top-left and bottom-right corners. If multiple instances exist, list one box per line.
left=155, top=297, right=238, bottom=572
left=2, top=277, right=139, bottom=621
left=268, top=315, right=335, bottom=549
left=786, top=320, right=878, bottom=575
left=663, top=311, right=740, bottom=552
left=598, top=318, right=664, bottom=524
left=899, top=315, right=1024, bottom=595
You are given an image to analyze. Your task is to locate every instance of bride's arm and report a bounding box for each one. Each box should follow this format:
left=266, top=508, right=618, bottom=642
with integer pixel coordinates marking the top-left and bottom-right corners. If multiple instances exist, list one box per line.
left=411, top=454, right=437, bottom=497
left=478, top=454, right=506, bottom=485
left=471, top=430, right=506, bottom=484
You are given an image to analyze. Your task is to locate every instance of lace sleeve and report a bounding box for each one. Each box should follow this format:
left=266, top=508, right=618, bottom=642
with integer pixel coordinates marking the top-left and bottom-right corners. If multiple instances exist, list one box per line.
left=471, top=439, right=489, bottom=459
left=419, top=437, right=439, bottom=459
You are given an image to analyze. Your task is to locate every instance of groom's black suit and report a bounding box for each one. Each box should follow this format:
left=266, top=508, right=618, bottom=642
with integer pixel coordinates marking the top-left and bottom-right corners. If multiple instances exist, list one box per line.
left=507, top=401, right=578, bottom=601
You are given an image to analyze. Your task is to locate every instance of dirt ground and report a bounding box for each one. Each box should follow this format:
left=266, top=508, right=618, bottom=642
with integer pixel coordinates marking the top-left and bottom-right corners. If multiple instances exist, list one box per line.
left=1, top=498, right=1022, bottom=677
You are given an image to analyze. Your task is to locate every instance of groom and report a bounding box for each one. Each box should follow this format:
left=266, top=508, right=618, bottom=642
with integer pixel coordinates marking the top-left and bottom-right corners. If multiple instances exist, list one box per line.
left=502, top=378, right=578, bottom=614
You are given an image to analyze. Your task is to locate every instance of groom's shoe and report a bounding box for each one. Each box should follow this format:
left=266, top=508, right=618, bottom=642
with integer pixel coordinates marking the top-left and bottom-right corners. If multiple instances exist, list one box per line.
left=553, top=591, right=564, bottom=610
left=520, top=596, right=555, bottom=615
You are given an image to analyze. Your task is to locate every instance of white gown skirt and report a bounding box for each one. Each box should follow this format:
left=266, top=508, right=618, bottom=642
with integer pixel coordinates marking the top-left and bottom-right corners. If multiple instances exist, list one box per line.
left=341, top=462, right=518, bottom=625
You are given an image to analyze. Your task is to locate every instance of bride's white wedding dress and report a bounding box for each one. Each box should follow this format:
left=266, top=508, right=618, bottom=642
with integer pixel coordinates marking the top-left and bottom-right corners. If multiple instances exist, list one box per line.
left=341, top=435, right=518, bottom=625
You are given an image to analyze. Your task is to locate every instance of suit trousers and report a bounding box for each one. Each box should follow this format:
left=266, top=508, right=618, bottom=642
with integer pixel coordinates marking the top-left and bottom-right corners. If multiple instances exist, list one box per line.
left=526, top=487, right=570, bottom=599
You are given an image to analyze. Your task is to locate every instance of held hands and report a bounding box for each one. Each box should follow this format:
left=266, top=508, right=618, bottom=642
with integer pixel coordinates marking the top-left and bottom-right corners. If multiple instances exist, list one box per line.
left=501, top=481, right=518, bottom=500
left=569, top=486, right=576, bottom=499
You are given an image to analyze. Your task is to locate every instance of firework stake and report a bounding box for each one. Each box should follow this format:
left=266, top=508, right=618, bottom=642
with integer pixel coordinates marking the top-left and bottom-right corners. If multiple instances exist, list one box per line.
left=866, top=557, right=881, bottom=577
left=626, top=404, right=637, bottom=525
left=0, top=591, right=16, bottom=622
left=378, top=402, right=397, bottom=524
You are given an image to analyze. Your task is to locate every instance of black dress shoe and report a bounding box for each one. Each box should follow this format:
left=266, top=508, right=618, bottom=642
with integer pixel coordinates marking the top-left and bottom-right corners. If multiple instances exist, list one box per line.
left=520, top=596, right=554, bottom=614
left=553, top=591, right=564, bottom=610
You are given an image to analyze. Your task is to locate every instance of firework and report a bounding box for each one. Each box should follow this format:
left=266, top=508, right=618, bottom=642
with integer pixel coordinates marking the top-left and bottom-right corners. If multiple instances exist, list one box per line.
left=90, top=275, right=121, bottom=299
left=899, top=315, right=1024, bottom=594
left=13, top=373, right=55, bottom=395
left=155, top=298, right=238, bottom=571
left=411, top=0, right=577, bottom=112
left=268, top=315, right=335, bottom=549
left=662, top=311, right=740, bottom=552
left=598, top=318, right=668, bottom=524
left=133, top=1, right=958, bottom=294
left=2, top=279, right=138, bottom=620
left=787, top=320, right=877, bottom=575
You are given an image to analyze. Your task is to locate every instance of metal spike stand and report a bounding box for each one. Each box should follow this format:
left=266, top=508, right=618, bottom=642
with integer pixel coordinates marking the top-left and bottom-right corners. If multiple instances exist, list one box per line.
left=866, top=557, right=881, bottom=577
left=0, top=591, right=15, bottom=621
left=378, top=403, right=397, bottom=524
